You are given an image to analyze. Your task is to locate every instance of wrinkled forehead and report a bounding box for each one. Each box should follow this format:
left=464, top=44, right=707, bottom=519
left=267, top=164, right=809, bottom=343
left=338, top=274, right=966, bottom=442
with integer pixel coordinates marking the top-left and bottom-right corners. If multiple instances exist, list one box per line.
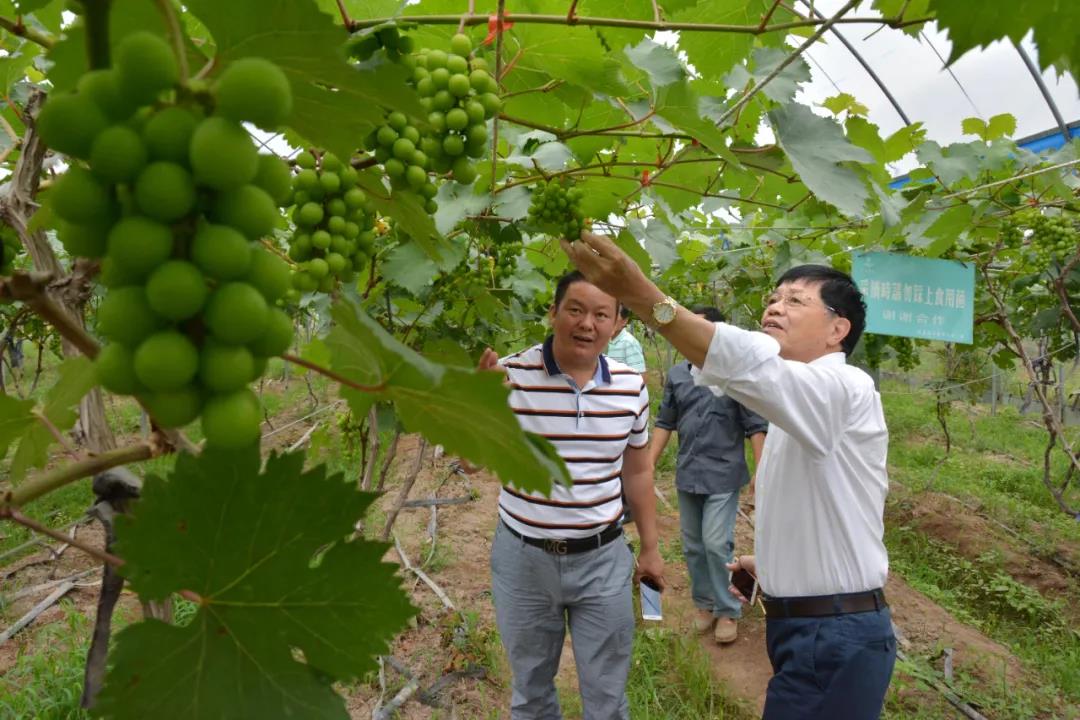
left=771, top=278, right=824, bottom=298
left=556, top=279, right=618, bottom=313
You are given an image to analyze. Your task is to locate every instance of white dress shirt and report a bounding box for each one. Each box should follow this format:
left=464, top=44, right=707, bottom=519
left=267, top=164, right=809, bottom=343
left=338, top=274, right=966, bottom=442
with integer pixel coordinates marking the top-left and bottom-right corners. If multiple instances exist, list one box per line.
left=695, top=323, right=889, bottom=598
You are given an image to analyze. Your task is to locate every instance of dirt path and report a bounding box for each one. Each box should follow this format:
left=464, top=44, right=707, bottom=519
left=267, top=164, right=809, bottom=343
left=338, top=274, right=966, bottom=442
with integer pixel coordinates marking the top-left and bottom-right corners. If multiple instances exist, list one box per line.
left=0, top=433, right=1064, bottom=719
left=352, top=451, right=1047, bottom=719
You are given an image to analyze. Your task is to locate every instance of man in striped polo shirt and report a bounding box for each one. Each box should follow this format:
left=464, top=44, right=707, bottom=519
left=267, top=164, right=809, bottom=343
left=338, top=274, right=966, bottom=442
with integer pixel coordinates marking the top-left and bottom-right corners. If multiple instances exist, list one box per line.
left=479, top=270, right=664, bottom=720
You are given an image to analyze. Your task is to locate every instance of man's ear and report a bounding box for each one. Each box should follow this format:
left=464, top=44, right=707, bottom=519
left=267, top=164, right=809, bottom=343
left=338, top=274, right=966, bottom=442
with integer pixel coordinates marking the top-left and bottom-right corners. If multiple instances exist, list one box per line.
left=830, top=316, right=852, bottom=349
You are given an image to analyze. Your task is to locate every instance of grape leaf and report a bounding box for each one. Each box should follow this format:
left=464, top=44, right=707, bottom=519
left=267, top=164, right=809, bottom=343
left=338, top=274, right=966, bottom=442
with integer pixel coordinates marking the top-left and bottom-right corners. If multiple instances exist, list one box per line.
left=928, top=0, right=1080, bottom=80
left=0, top=393, right=35, bottom=461
left=822, top=92, right=869, bottom=117
left=505, top=141, right=574, bottom=172
left=768, top=104, right=874, bottom=218
left=884, top=122, right=926, bottom=163
left=183, top=0, right=421, bottom=160
left=381, top=241, right=441, bottom=295
left=671, top=0, right=758, bottom=80
left=492, top=185, right=533, bottom=221
left=8, top=356, right=96, bottom=483
left=615, top=228, right=652, bottom=274
left=511, top=23, right=628, bottom=97
left=652, top=146, right=723, bottom=213
left=0, top=43, right=39, bottom=95
left=624, top=37, right=684, bottom=88
left=629, top=217, right=677, bottom=270
left=961, top=117, right=989, bottom=139
left=432, top=181, right=492, bottom=235
left=871, top=0, right=931, bottom=35
left=326, top=297, right=568, bottom=494
left=986, top=113, right=1017, bottom=141
left=914, top=140, right=982, bottom=187
left=655, top=80, right=734, bottom=158
left=95, top=447, right=414, bottom=719
left=353, top=167, right=438, bottom=246
left=724, top=47, right=811, bottom=104
left=578, top=0, right=651, bottom=52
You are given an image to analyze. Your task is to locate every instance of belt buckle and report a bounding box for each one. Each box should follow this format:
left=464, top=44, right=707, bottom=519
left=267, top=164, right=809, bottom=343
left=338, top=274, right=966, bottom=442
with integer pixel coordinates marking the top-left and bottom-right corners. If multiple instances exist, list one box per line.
left=544, top=538, right=568, bottom=555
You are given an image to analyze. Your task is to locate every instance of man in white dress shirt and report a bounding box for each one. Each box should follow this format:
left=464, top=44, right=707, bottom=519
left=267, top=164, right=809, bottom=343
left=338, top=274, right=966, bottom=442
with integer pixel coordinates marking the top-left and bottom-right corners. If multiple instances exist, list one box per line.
left=562, top=232, right=895, bottom=720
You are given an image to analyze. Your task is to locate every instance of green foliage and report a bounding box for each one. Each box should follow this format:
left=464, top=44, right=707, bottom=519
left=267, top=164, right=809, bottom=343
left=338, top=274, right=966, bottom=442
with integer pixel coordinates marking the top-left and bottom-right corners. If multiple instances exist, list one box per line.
left=929, top=0, right=1080, bottom=80
left=769, top=104, right=874, bottom=217
left=97, top=447, right=415, bottom=718
left=324, top=296, right=568, bottom=494
left=4, top=356, right=96, bottom=482
left=184, top=0, right=421, bottom=160
left=4, top=0, right=1080, bottom=714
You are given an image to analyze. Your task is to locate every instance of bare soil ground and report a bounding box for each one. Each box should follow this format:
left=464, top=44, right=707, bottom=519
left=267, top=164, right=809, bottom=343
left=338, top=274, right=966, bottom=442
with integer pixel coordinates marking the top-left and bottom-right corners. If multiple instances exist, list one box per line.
left=1, top=427, right=1073, bottom=719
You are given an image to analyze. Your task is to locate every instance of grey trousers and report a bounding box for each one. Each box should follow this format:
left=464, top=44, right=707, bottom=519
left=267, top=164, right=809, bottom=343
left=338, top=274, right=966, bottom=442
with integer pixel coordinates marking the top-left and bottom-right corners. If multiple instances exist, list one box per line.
left=490, top=521, right=635, bottom=720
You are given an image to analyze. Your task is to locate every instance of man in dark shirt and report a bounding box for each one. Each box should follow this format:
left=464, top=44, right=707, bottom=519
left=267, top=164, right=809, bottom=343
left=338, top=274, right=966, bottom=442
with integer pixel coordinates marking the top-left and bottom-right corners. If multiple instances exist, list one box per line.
left=649, top=306, right=767, bottom=644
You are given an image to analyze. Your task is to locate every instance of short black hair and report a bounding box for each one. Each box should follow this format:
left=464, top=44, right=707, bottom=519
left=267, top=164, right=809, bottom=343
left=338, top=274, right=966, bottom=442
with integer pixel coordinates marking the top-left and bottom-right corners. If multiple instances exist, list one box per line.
left=619, top=305, right=632, bottom=320
left=553, top=270, right=588, bottom=309
left=690, top=306, right=725, bottom=323
left=775, top=265, right=866, bottom=355
left=552, top=270, right=619, bottom=314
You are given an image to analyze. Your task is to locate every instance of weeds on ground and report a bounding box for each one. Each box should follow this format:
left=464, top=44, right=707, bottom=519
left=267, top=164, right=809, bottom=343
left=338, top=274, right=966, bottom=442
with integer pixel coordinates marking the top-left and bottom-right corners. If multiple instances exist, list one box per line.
left=0, top=602, right=92, bottom=720
left=627, top=626, right=756, bottom=719
left=887, top=522, right=1080, bottom=707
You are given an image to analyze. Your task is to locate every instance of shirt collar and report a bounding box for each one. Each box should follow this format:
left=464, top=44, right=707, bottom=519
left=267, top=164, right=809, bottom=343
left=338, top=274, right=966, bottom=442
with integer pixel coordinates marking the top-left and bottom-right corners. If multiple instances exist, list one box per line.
left=809, top=351, right=848, bottom=366
left=542, top=335, right=611, bottom=384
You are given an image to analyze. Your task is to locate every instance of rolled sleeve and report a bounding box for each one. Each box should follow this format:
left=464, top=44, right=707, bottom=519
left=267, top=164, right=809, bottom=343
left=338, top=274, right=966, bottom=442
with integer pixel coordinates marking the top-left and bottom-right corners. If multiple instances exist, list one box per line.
left=739, top=403, right=769, bottom=437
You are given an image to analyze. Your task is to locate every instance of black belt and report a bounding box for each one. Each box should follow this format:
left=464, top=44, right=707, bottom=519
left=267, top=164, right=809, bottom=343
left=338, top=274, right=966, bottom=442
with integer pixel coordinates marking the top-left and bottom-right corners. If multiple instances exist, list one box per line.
left=501, top=520, right=622, bottom=555
left=762, top=589, right=887, bottom=618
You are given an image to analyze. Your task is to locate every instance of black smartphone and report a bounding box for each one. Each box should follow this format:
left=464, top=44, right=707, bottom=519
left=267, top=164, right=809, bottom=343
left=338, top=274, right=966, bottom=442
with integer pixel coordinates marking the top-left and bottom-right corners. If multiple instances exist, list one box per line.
left=730, top=567, right=757, bottom=601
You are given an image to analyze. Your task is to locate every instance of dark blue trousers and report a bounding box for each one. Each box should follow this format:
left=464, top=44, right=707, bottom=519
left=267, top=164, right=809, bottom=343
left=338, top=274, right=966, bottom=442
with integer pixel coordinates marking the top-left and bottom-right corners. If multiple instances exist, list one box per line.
left=763, top=607, right=896, bottom=720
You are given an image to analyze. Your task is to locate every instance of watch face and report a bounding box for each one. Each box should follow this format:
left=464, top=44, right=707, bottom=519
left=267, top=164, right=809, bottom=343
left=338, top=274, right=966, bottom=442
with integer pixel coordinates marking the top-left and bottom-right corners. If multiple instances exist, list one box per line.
left=654, top=301, right=676, bottom=324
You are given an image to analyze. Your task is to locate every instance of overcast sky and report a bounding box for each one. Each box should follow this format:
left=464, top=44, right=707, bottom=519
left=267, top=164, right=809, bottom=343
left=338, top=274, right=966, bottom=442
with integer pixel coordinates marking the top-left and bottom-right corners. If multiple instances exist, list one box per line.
left=793, top=0, right=1080, bottom=173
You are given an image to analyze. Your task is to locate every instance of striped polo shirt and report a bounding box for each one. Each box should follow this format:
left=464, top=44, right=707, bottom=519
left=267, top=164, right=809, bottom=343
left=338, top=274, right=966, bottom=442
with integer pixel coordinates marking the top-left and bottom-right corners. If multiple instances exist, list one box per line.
left=498, top=336, right=650, bottom=539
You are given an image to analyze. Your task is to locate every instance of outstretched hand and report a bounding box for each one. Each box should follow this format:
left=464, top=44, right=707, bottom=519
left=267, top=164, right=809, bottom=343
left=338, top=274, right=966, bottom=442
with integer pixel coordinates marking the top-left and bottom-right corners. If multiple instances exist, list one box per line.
left=559, top=232, right=657, bottom=308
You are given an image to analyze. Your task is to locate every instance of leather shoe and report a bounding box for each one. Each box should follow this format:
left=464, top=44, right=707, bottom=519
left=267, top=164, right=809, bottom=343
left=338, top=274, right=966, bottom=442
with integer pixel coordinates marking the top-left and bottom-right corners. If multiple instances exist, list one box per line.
left=714, top=617, right=738, bottom=644
left=692, top=608, right=715, bottom=634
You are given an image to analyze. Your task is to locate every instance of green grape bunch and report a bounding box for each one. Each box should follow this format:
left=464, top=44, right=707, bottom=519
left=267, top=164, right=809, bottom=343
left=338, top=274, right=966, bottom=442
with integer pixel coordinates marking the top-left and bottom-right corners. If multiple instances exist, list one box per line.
left=1025, top=212, right=1077, bottom=269
left=36, top=31, right=295, bottom=449
left=286, top=150, right=377, bottom=295
left=527, top=179, right=587, bottom=240
left=355, top=28, right=502, bottom=211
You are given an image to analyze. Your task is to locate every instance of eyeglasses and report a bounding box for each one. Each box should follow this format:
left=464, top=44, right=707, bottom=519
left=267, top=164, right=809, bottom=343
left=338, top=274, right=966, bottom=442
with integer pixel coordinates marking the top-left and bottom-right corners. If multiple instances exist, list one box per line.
left=764, top=292, right=840, bottom=316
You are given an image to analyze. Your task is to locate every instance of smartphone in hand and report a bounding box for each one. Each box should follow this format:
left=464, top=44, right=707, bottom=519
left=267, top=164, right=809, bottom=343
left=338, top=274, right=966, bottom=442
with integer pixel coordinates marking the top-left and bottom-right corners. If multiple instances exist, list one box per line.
left=730, top=567, right=758, bottom=603
left=640, top=578, right=662, bottom=621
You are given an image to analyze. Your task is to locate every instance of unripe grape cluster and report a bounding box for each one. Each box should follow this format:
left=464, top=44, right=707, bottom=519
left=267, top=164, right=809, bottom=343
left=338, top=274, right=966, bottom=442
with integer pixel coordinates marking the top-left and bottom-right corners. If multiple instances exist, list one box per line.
left=286, top=150, right=377, bottom=294
left=528, top=179, right=587, bottom=239
left=1025, top=213, right=1077, bottom=267
left=355, top=28, right=501, bottom=209
left=37, top=31, right=295, bottom=448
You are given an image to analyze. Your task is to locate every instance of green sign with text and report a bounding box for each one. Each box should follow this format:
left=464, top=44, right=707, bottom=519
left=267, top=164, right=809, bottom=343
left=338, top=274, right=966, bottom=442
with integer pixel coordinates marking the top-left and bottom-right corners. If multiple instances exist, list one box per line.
left=852, top=252, right=975, bottom=344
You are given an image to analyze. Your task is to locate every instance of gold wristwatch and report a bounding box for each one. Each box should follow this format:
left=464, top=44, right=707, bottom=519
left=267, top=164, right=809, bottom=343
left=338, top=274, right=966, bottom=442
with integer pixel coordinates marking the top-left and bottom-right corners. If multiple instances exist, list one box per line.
left=650, top=296, right=679, bottom=327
